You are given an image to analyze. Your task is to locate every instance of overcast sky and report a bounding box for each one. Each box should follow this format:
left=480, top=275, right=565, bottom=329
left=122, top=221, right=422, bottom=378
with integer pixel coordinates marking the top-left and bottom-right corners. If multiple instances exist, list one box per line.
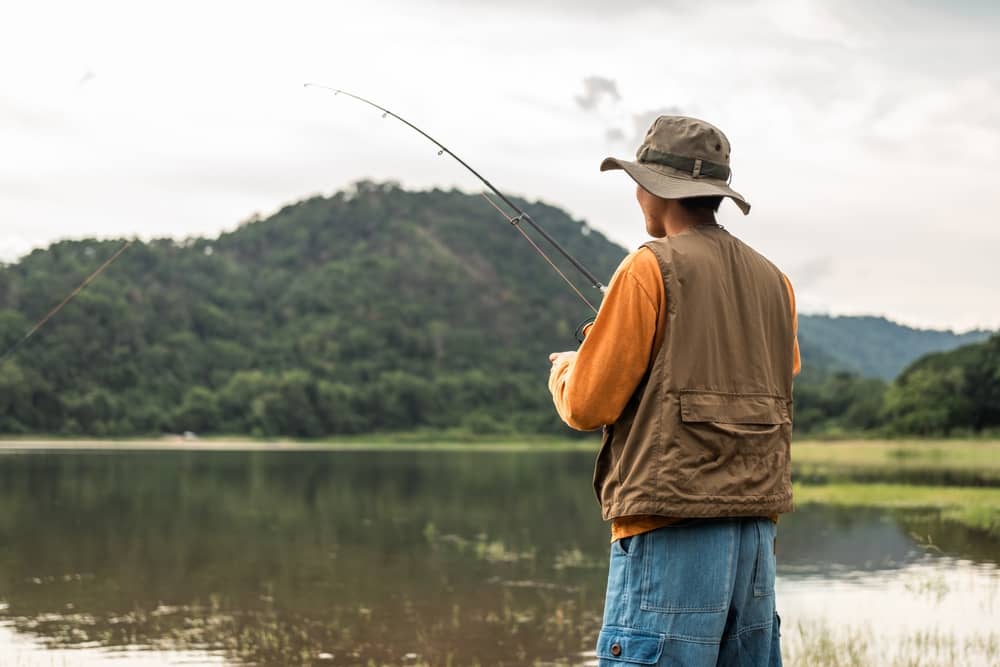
left=2, top=0, right=998, bottom=331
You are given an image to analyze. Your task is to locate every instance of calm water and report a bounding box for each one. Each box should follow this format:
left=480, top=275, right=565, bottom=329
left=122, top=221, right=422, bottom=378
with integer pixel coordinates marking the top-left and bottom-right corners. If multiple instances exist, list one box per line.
left=0, top=449, right=997, bottom=666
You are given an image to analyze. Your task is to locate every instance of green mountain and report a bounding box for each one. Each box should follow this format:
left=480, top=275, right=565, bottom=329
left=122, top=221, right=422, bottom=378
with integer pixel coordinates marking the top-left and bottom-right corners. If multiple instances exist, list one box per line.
left=797, top=314, right=991, bottom=380
left=0, top=182, right=993, bottom=437
left=0, top=182, right=621, bottom=436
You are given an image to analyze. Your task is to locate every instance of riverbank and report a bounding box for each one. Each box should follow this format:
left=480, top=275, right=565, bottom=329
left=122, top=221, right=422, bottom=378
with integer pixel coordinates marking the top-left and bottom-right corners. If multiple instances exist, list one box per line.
left=1, top=435, right=999, bottom=455
left=0, top=435, right=592, bottom=451
left=792, top=439, right=1000, bottom=477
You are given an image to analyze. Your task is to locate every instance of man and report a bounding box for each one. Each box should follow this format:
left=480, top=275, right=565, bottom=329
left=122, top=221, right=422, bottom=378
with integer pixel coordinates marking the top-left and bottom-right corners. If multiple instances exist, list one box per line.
left=548, top=115, right=800, bottom=667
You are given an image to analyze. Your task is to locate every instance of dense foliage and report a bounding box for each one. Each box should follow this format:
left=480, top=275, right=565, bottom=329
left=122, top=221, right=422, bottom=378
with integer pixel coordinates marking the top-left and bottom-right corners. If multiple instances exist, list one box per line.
left=0, top=182, right=994, bottom=437
left=0, top=183, right=623, bottom=437
left=881, top=334, right=1000, bottom=436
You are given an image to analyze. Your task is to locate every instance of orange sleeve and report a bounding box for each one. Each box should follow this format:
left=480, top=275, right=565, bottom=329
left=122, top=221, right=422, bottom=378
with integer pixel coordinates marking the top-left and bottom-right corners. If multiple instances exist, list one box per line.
left=782, top=274, right=801, bottom=377
left=548, top=248, right=664, bottom=430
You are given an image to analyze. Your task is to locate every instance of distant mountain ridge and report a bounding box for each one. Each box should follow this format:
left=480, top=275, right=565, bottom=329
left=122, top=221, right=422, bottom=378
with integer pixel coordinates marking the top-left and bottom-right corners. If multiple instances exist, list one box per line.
left=797, top=314, right=992, bottom=380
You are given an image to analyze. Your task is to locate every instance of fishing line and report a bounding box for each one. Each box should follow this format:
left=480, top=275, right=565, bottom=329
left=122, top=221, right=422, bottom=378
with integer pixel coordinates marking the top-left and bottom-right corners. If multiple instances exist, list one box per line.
left=304, top=83, right=606, bottom=313
left=0, top=239, right=134, bottom=367
left=479, top=192, right=598, bottom=313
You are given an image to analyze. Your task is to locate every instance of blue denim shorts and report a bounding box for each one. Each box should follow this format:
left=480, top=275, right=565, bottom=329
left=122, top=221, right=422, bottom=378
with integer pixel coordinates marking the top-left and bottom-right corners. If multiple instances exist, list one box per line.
left=596, top=517, right=782, bottom=667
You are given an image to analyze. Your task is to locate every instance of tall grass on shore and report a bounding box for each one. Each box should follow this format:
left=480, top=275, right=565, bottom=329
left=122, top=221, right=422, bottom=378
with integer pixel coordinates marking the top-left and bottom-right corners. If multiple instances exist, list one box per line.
left=793, top=440, right=1000, bottom=484
left=784, top=619, right=1000, bottom=667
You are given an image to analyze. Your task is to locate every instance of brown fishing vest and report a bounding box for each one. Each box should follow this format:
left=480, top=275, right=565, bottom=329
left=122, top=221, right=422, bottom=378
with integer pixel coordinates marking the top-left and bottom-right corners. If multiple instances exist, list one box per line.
left=593, top=224, right=795, bottom=520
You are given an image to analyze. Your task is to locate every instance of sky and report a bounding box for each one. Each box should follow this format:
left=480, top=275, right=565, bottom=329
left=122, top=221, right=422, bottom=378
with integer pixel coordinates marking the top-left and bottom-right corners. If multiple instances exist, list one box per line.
left=2, top=0, right=998, bottom=332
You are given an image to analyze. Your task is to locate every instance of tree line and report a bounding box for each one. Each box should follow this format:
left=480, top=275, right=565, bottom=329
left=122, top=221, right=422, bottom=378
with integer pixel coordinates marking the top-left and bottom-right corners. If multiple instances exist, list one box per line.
left=1, top=183, right=995, bottom=438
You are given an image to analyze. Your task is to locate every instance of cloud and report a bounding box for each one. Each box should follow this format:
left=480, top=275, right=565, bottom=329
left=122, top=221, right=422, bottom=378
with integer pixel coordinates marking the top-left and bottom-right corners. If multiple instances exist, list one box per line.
left=574, top=76, right=621, bottom=111
left=576, top=76, right=680, bottom=150
left=791, top=255, right=835, bottom=290
left=412, top=0, right=692, bottom=17
left=2, top=0, right=998, bottom=328
left=860, top=77, right=1000, bottom=164
left=0, top=98, right=70, bottom=133
left=604, top=128, right=626, bottom=142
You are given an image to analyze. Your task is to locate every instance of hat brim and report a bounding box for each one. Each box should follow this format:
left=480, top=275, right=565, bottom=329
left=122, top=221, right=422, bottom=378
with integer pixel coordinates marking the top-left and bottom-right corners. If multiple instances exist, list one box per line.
left=600, top=157, right=751, bottom=215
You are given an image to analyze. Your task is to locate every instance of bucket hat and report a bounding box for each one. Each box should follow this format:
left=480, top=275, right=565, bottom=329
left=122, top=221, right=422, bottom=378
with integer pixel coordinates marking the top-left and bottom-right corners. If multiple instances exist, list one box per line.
left=601, top=115, right=750, bottom=215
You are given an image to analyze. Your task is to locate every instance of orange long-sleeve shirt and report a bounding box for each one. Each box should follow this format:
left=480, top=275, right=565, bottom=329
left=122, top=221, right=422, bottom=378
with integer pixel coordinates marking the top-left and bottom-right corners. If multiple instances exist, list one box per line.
left=548, top=245, right=801, bottom=541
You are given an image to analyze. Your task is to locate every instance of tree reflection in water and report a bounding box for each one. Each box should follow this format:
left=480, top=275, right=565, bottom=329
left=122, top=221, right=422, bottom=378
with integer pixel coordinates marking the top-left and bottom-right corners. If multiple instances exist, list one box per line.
left=0, top=450, right=997, bottom=665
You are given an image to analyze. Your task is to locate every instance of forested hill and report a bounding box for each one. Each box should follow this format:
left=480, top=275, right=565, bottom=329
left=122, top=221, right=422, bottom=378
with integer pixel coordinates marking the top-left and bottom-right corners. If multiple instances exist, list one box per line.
left=797, top=315, right=991, bottom=380
left=0, top=182, right=624, bottom=436
left=0, top=182, right=993, bottom=437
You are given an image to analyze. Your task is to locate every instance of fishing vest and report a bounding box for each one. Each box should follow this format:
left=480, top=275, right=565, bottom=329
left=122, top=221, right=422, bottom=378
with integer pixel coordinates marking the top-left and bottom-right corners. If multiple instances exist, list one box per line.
left=593, top=224, right=795, bottom=520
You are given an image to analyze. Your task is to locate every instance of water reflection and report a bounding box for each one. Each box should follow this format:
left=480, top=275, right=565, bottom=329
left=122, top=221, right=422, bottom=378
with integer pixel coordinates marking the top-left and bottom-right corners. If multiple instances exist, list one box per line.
left=779, top=561, right=1000, bottom=666
left=0, top=450, right=997, bottom=665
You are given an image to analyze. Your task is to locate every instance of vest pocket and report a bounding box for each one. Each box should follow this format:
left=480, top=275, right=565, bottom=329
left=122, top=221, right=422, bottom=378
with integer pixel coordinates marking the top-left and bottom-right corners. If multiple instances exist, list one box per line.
left=673, top=390, right=791, bottom=500
left=679, top=390, right=790, bottom=425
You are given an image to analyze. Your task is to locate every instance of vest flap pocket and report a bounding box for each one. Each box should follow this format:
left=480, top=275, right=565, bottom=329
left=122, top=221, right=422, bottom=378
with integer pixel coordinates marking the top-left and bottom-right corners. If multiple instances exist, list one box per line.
left=596, top=627, right=664, bottom=664
left=680, top=391, right=790, bottom=425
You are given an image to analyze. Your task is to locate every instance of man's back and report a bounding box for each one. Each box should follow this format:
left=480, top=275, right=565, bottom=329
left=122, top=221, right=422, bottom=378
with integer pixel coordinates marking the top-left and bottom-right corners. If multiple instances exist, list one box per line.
left=646, top=225, right=794, bottom=396
left=595, top=224, right=796, bottom=521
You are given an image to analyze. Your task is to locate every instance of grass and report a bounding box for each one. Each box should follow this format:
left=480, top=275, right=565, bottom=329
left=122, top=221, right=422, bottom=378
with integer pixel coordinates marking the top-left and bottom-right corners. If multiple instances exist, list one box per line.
left=793, top=439, right=1000, bottom=476
left=790, top=440, right=1000, bottom=536
left=783, top=619, right=1000, bottom=667
left=793, top=482, right=1000, bottom=535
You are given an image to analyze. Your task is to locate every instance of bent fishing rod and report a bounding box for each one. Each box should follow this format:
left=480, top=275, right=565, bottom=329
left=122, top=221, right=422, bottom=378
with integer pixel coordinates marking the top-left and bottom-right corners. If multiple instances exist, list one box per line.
left=0, top=239, right=134, bottom=367
left=304, top=83, right=605, bottom=314
left=1, top=89, right=604, bottom=367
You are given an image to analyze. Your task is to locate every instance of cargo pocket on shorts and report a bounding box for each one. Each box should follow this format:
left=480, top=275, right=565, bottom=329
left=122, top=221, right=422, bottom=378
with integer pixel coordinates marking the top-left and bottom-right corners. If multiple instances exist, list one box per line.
left=596, top=626, right=664, bottom=664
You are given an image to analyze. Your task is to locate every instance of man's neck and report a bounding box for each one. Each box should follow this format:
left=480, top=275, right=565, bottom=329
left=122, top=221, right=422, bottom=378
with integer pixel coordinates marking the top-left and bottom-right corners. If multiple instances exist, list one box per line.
left=663, top=208, right=718, bottom=237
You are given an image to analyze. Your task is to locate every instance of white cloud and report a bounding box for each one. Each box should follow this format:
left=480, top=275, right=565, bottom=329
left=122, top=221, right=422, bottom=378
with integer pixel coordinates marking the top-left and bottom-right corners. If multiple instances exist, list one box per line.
left=0, top=0, right=997, bottom=331
left=574, top=76, right=621, bottom=111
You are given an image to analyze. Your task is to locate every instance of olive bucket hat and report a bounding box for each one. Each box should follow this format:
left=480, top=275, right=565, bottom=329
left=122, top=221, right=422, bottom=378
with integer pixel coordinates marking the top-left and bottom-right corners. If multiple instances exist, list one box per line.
left=601, top=115, right=750, bottom=215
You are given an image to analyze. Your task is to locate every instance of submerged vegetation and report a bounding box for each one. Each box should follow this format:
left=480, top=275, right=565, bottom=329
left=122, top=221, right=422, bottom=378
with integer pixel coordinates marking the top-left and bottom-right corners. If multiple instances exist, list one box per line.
left=792, top=440, right=1000, bottom=486
left=792, top=440, right=1000, bottom=537
left=793, top=483, right=1000, bottom=537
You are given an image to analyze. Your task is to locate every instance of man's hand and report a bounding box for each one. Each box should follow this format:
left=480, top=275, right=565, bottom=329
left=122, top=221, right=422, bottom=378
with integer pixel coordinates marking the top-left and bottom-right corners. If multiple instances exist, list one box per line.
left=549, top=351, right=577, bottom=366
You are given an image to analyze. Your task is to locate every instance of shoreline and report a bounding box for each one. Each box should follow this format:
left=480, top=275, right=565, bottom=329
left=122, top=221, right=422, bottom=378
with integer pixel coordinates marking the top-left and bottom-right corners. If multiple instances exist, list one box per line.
left=0, top=436, right=597, bottom=452
left=1, top=436, right=998, bottom=450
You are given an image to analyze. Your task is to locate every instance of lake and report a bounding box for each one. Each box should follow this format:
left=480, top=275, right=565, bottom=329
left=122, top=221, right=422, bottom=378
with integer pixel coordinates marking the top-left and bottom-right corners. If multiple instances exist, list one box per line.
left=1, top=448, right=998, bottom=666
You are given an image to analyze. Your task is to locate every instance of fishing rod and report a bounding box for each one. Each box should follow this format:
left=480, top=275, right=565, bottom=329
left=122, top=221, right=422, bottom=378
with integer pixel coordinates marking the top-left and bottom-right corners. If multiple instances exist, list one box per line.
left=304, top=83, right=605, bottom=314
left=0, top=239, right=134, bottom=367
